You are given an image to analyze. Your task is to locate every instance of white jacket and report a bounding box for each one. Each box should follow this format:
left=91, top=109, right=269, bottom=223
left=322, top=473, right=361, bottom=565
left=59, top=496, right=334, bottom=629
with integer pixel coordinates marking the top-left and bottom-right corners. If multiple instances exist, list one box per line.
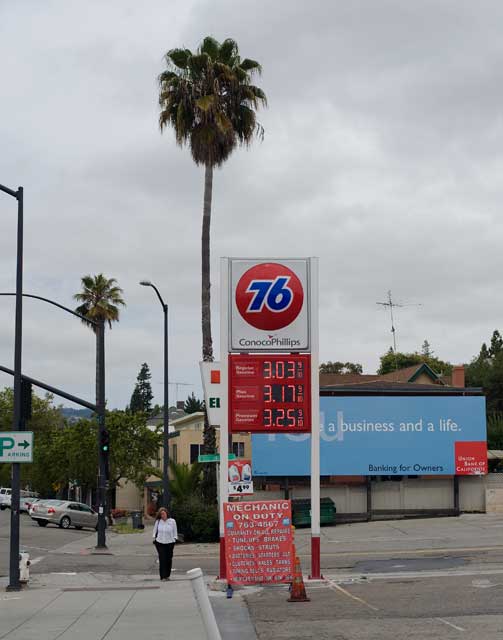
left=153, top=518, right=178, bottom=544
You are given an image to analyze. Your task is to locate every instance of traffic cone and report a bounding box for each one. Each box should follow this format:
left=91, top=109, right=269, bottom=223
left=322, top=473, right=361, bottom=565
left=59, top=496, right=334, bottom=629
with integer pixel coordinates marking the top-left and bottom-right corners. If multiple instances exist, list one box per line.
left=287, top=553, right=310, bottom=602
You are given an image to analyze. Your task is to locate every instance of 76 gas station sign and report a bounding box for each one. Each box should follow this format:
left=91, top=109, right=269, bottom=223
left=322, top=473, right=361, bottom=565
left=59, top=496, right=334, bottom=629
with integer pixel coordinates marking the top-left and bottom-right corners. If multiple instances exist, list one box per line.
left=229, top=259, right=310, bottom=352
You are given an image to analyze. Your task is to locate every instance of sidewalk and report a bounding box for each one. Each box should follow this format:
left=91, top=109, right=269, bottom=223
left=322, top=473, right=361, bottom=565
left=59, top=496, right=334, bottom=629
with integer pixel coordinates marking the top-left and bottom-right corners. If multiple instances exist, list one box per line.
left=49, top=525, right=219, bottom=559
left=0, top=573, right=207, bottom=640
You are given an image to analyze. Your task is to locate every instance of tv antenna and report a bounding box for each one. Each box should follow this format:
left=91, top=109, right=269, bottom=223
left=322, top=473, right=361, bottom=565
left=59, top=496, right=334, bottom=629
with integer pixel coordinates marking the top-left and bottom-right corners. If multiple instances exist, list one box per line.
left=376, top=290, right=422, bottom=353
left=156, top=381, right=193, bottom=403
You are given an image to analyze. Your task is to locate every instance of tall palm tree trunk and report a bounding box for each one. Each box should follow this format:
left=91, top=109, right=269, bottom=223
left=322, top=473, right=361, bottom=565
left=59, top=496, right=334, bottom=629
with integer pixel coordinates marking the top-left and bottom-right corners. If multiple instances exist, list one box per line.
left=201, top=163, right=217, bottom=503
left=202, top=163, right=213, bottom=362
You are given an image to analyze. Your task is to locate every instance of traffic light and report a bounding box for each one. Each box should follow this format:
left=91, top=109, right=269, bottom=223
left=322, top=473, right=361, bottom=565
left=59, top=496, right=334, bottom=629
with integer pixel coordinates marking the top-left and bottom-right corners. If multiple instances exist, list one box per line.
left=100, top=430, right=110, bottom=454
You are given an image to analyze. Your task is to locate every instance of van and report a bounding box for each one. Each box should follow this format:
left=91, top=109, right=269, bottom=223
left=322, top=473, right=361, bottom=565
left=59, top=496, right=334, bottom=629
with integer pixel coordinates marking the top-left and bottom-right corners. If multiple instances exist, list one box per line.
left=0, top=488, right=12, bottom=510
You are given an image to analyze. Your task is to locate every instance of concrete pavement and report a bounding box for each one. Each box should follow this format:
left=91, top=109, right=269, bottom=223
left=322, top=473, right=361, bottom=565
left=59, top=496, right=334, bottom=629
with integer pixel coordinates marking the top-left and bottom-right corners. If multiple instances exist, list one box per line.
left=0, top=574, right=207, bottom=640
left=5, top=513, right=503, bottom=639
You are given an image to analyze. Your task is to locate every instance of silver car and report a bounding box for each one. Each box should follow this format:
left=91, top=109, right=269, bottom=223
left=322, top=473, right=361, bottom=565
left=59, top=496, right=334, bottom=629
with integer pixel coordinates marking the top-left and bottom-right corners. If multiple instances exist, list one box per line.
left=30, top=500, right=98, bottom=530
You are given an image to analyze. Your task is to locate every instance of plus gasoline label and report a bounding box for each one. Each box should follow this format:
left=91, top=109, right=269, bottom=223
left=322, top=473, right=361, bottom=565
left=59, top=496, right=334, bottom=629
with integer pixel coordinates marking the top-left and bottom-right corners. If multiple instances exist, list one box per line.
left=230, top=259, right=310, bottom=352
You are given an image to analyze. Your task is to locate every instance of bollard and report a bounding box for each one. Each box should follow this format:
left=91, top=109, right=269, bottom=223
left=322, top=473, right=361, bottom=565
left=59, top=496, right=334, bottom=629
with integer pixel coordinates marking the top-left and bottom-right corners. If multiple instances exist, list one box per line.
left=19, top=552, right=30, bottom=584
left=186, top=568, right=222, bottom=640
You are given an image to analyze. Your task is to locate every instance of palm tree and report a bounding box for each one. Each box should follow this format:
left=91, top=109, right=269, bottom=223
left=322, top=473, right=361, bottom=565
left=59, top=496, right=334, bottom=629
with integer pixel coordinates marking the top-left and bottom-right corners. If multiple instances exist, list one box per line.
left=74, top=274, right=126, bottom=399
left=168, top=460, right=202, bottom=501
left=158, top=37, right=266, bottom=501
left=158, top=36, right=267, bottom=362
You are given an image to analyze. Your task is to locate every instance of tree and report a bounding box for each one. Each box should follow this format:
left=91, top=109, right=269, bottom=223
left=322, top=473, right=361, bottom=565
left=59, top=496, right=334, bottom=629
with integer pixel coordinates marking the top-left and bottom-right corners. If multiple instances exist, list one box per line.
left=129, top=363, right=154, bottom=414
left=378, top=348, right=452, bottom=376
left=319, top=361, right=363, bottom=374
left=489, top=330, right=503, bottom=358
left=466, top=330, right=503, bottom=413
left=421, top=340, right=433, bottom=357
left=158, top=37, right=267, bottom=502
left=105, top=410, right=162, bottom=489
left=184, top=392, right=204, bottom=414
left=0, top=387, right=65, bottom=490
left=74, top=274, right=126, bottom=400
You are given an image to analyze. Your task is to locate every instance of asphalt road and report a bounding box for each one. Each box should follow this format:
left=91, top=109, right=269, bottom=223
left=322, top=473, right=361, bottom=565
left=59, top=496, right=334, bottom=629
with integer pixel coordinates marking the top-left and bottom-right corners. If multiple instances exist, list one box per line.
left=0, top=509, right=91, bottom=576
left=245, top=571, right=503, bottom=640
left=0, top=510, right=220, bottom=577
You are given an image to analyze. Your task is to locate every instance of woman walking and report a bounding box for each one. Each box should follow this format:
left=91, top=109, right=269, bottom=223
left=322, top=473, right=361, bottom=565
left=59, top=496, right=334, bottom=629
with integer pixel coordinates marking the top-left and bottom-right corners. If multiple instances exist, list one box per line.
left=153, top=507, right=178, bottom=581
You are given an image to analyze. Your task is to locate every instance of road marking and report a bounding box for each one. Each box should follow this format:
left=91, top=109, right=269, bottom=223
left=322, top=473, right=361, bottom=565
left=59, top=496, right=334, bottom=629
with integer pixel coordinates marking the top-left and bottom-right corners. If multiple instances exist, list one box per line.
left=327, top=567, right=503, bottom=582
left=304, top=544, right=503, bottom=558
left=30, top=556, right=45, bottom=565
left=436, top=618, right=465, bottom=632
left=326, top=579, right=379, bottom=611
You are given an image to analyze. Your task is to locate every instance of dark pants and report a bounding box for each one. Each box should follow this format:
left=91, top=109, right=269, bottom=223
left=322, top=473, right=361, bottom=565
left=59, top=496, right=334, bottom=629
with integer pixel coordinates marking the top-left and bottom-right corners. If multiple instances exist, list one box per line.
left=155, top=541, right=175, bottom=579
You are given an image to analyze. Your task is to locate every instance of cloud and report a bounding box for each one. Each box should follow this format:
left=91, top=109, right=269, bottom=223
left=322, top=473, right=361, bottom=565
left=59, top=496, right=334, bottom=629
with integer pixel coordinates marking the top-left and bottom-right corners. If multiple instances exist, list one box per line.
left=1, top=0, right=503, bottom=407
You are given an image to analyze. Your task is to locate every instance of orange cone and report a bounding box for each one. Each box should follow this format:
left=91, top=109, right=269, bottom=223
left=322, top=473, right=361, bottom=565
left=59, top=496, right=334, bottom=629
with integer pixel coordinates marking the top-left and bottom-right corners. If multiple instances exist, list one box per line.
left=287, top=553, right=310, bottom=602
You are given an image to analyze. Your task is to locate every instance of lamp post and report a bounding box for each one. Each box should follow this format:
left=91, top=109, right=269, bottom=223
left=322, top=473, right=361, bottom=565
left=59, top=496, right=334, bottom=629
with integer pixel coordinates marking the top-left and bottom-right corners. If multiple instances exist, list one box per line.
left=140, top=281, right=169, bottom=507
left=0, top=292, right=106, bottom=549
left=0, top=183, right=23, bottom=592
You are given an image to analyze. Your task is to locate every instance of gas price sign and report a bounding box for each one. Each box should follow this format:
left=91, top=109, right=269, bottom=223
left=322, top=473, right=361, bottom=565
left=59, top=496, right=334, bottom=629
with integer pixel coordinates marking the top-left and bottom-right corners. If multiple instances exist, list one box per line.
left=229, top=354, right=311, bottom=433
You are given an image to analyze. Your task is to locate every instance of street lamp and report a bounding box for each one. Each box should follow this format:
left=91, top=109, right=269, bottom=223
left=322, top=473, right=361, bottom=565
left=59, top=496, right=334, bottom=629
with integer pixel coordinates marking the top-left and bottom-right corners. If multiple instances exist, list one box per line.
left=140, top=280, right=169, bottom=507
left=0, top=292, right=107, bottom=551
left=0, top=182, right=23, bottom=592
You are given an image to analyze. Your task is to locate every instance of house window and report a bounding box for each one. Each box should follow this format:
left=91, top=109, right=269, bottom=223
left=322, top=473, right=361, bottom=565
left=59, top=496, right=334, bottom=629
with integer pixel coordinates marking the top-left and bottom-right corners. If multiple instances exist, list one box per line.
left=172, top=444, right=177, bottom=464
left=232, top=442, right=245, bottom=458
left=190, top=444, right=203, bottom=464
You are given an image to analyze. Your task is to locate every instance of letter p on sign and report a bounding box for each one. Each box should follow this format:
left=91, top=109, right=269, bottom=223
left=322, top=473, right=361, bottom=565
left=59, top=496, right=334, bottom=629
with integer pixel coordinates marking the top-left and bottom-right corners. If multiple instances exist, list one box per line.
left=0, top=436, right=14, bottom=457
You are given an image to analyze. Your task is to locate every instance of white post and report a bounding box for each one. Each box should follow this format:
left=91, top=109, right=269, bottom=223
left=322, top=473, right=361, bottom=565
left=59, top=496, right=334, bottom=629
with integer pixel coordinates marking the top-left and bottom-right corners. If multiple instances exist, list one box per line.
left=219, top=258, right=229, bottom=579
left=186, top=568, right=222, bottom=640
left=309, top=257, right=321, bottom=578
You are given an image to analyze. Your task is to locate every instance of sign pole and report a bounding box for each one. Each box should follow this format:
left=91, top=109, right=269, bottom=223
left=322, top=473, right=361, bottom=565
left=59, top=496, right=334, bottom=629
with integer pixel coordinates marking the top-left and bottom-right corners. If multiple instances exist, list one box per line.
left=309, top=257, right=321, bottom=579
left=219, top=258, right=229, bottom=579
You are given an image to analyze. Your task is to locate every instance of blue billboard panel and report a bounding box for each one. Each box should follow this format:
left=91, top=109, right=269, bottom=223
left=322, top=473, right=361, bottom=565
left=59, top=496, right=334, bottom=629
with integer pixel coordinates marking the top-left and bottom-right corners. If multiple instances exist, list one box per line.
left=252, top=396, right=487, bottom=476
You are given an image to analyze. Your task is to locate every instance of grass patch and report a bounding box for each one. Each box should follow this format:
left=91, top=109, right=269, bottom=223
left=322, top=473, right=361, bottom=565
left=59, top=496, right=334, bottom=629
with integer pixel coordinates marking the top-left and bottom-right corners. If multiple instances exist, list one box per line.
left=111, top=524, right=144, bottom=534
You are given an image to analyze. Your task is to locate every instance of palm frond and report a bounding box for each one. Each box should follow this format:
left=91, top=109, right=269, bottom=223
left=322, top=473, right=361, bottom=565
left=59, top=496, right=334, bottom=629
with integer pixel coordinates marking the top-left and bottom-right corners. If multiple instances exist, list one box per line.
left=240, top=58, right=262, bottom=74
left=199, top=36, right=220, bottom=61
left=196, top=95, right=216, bottom=112
left=166, top=48, right=192, bottom=70
left=219, top=38, right=238, bottom=65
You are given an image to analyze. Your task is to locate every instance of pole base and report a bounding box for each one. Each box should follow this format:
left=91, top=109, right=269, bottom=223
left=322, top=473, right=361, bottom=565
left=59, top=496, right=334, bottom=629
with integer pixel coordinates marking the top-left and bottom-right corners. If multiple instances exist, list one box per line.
left=309, top=535, right=323, bottom=580
left=6, top=583, right=22, bottom=592
left=218, top=536, right=226, bottom=580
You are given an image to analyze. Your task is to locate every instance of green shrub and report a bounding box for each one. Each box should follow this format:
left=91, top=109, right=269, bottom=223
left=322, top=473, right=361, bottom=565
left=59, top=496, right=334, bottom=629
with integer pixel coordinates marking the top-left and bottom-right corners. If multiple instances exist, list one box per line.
left=171, top=496, right=219, bottom=543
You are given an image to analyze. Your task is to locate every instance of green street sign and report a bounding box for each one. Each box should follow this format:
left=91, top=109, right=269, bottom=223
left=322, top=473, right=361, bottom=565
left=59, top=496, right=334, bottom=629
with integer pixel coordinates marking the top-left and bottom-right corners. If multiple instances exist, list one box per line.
left=0, top=431, right=33, bottom=463
left=198, top=453, right=236, bottom=463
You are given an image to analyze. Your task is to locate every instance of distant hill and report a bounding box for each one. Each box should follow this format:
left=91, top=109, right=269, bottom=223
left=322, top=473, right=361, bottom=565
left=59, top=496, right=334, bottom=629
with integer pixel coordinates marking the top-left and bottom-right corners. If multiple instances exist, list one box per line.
left=60, top=407, right=94, bottom=423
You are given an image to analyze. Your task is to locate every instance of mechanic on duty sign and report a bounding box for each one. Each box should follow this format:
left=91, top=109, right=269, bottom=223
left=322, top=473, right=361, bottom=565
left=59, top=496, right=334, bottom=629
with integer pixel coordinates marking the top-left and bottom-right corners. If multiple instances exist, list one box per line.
left=229, top=259, right=310, bottom=352
left=224, top=500, right=294, bottom=585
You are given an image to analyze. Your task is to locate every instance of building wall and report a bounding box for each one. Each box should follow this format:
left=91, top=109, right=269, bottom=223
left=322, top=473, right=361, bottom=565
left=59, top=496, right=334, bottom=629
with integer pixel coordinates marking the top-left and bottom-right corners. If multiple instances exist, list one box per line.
left=249, top=474, right=503, bottom=517
left=115, top=479, right=143, bottom=511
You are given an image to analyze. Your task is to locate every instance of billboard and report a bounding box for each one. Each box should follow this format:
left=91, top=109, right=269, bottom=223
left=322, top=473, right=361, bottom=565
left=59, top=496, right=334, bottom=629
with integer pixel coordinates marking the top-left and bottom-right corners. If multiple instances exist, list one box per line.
left=252, top=396, right=487, bottom=476
left=229, top=259, right=310, bottom=352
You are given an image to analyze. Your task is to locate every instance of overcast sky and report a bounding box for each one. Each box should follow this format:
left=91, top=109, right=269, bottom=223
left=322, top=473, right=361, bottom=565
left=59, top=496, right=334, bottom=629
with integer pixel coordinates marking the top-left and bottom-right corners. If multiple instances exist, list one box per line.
left=1, top=1, right=503, bottom=409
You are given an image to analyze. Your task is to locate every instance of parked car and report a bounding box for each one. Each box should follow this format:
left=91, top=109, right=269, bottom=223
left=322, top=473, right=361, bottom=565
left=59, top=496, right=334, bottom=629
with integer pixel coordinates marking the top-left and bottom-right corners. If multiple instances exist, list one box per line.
left=0, top=487, right=11, bottom=510
left=30, top=500, right=98, bottom=530
left=20, top=491, right=39, bottom=513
